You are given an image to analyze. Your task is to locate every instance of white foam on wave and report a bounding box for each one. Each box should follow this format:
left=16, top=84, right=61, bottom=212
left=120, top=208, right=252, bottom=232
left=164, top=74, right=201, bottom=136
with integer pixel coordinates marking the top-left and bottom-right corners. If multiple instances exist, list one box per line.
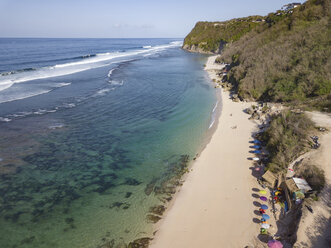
left=48, top=123, right=65, bottom=129
left=97, top=88, right=111, bottom=95
left=0, top=41, right=182, bottom=93
left=212, top=101, right=218, bottom=112
left=208, top=119, right=215, bottom=129
left=109, top=80, right=124, bottom=86
left=0, top=117, right=12, bottom=122
left=0, top=82, right=72, bottom=104
left=108, top=68, right=116, bottom=78
left=143, top=45, right=152, bottom=48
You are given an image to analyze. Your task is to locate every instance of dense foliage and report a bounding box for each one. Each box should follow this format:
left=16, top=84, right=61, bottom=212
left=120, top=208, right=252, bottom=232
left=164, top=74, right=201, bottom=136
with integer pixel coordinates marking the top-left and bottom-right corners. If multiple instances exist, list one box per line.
left=183, top=16, right=263, bottom=53
left=219, top=0, right=331, bottom=111
left=260, top=111, right=314, bottom=173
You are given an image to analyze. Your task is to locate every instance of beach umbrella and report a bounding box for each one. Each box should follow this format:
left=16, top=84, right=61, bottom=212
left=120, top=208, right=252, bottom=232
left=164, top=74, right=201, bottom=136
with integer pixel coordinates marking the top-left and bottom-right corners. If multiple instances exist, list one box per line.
left=268, top=240, right=283, bottom=248
left=260, top=196, right=267, bottom=201
left=260, top=204, right=268, bottom=210
left=252, top=157, right=260, bottom=161
left=252, top=150, right=262, bottom=154
left=259, top=190, right=267, bottom=195
left=262, top=214, right=270, bottom=220
left=261, top=223, right=270, bottom=229
left=253, top=140, right=261, bottom=144
left=252, top=145, right=261, bottom=149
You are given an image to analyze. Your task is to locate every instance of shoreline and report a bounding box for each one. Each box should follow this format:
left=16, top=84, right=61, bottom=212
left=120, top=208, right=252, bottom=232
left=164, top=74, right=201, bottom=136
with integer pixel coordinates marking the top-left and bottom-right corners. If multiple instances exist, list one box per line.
left=150, top=56, right=259, bottom=247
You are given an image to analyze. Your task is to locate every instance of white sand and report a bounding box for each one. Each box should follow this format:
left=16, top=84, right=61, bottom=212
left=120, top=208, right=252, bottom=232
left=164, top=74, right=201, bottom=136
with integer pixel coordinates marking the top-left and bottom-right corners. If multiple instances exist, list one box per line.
left=295, top=111, right=331, bottom=248
left=150, top=56, right=260, bottom=248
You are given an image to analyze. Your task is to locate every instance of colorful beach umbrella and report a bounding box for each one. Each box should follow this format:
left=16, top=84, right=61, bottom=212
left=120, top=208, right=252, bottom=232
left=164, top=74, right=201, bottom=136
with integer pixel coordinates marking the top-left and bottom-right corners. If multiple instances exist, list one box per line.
left=259, top=190, right=267, bottom=195
left=260, top=204, right=268, bottom=210
left=261, top=223, right=270, bottom=229
left=262, top=214, right=270, bottom=220
left=268, top=240, right=283, bottom=248
left=260, top=196, right=267, bottom=201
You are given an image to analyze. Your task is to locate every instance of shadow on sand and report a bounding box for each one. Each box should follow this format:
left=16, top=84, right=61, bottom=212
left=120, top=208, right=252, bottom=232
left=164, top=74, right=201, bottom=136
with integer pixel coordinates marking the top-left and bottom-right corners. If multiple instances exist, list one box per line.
left=253, top=201, right=261, bottom=207
left=253, top=217, right=261, bottom=224
left=252, top=193, right=260, bottom=198
left=252, top=188, right=260, bottom=192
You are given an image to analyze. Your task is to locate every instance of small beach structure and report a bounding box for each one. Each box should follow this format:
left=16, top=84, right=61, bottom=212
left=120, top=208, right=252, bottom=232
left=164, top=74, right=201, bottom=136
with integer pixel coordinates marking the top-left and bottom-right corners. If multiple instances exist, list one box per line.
left=284, top=177, right=312, bottom=203
left=285, top=177, right=312, bottom=194
left=262, top=170, right=278, bottom=188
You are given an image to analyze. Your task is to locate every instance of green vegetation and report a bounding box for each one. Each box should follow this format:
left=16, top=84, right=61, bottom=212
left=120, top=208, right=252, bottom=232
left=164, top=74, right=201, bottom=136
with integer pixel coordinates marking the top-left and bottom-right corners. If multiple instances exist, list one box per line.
left=218, top=0, right=331, bottom=111
left=183, top=16, right=263, bottom=53
left=259, top=111, right=314, bottom=173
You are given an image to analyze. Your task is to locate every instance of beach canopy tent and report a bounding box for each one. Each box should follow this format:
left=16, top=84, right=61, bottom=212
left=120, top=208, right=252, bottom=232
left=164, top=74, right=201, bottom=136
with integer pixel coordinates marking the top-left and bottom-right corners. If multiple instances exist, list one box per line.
left=262, top=214, right=270, bottom=220
left=260, top=190, right=267, bottom=195
left=260, top=196, right=267, bottom=201
left=285, top=177, right=312, bottom=194
left=252, top=145, right=261, bottom=149
left=261, top=223, right=270, bottom=229
left=261, top=204, right=268, bottom=210
left=252, top=150, right=262, bottom=154
left=253, top=140, right=262, bottom=144
left=252, top=157, right=260, bottom=161
left=268, top=239, right=283, bottom=248
left=262, top=170, right=278, bottom=188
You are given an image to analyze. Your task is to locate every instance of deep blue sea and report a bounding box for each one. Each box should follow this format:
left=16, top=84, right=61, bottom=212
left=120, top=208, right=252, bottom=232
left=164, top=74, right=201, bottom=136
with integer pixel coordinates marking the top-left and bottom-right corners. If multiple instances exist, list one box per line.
left=0, top=38, right=217, bottom=247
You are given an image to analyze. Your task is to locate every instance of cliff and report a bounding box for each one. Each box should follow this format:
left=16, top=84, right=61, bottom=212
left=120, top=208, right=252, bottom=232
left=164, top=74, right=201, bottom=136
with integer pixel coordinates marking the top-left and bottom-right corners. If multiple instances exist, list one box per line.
left=184, top=0, right=331, bottom=111
left=182, top=16, right=263, bottom=54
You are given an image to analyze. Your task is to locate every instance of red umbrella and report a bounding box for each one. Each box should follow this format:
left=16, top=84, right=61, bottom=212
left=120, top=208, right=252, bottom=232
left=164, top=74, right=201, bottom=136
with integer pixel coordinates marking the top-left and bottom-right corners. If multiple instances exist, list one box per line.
left=268, top=240, right=283, bottom=248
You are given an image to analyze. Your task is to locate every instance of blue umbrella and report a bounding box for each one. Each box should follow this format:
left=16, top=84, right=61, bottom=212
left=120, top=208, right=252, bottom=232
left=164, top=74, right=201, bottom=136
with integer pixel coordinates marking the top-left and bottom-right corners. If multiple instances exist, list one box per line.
left=261, top=204, right=269, bottom=210
left=262, top=214, right=270, bottom=220
left=252, top=145, right=261, bottom=149
left=252, top=150, right=262, bottom=154
left=253, top=140, right=262, bottom=144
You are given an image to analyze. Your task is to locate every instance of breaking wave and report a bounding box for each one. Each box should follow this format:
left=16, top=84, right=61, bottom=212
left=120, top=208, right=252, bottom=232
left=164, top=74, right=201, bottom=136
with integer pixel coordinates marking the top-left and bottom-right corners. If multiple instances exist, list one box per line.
left=0, top=41, right=182, bottom=93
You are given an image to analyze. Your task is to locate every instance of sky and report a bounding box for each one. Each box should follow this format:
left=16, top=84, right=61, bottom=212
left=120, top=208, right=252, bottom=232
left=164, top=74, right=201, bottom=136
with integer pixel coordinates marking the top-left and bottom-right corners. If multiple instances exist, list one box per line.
left=0, top=0, right=306, bottom=38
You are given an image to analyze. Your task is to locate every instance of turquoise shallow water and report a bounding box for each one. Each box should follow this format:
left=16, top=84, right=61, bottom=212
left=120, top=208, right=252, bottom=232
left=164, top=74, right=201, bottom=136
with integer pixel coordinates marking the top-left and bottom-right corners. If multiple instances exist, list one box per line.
left=0, top=39, right=216, bottom=247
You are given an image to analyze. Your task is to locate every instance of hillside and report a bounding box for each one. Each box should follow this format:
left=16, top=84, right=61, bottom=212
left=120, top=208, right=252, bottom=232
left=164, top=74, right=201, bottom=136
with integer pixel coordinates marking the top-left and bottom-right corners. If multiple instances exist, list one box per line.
left=182, top=16, right=263, bottom=53
left=184, top=0, right=331, bottom=111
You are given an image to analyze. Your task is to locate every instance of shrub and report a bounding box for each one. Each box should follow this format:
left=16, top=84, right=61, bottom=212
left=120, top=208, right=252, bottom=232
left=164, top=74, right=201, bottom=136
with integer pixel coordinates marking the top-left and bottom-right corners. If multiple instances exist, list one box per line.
left=218, top=0, right=331, bottom=111
left=260, top=111, right=314, bottom=172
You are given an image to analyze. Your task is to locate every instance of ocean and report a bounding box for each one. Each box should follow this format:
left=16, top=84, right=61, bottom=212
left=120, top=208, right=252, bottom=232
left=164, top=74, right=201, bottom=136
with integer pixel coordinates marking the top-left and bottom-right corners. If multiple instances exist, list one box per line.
left=0, top=38, right=217, bottom=247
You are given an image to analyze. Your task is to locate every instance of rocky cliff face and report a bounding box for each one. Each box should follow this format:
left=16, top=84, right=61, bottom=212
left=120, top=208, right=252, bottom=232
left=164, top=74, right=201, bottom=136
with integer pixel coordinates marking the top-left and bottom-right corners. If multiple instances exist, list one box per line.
left=182, top=44, right=214, bottom=54
left=182, top=17, right=262, bottom=54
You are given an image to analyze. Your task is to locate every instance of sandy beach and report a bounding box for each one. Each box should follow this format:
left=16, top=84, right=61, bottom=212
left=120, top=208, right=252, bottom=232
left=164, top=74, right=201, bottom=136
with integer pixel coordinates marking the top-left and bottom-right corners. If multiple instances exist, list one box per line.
left=150, top=56, right=259, bottom=247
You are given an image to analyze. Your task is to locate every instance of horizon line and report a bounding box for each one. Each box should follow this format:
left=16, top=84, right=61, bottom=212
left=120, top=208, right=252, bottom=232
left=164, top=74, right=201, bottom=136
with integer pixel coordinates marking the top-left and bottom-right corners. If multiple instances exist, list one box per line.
left=0, top=37, right=184, bottom=39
